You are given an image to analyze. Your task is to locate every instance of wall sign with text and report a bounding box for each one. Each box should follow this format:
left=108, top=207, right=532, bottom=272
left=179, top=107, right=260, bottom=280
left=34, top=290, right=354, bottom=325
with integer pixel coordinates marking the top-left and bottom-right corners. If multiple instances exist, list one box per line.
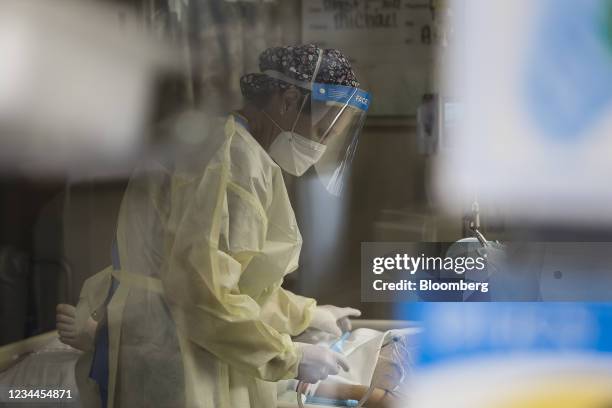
left=303, top=0, right=439, bottom=116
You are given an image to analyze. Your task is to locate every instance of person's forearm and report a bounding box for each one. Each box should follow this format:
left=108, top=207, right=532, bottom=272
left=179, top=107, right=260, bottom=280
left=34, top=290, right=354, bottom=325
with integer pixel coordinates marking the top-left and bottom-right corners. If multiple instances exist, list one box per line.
left=260, top=286, right=316, bottom=336
left=314, top=382, right=399, bottom=408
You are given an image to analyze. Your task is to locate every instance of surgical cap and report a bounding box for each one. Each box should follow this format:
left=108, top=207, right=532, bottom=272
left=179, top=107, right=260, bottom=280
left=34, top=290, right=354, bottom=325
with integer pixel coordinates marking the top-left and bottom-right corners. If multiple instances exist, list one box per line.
left=240, top=44, right=360, bottom=102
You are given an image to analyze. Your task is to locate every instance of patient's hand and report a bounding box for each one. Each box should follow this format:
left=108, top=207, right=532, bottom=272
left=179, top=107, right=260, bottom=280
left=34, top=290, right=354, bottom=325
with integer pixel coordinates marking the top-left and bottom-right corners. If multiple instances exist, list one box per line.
left=374, top=390, right=405, bottom=408
left=56, top=304, right=97, bottom=351
left=314, top=382, right=406, bottom=408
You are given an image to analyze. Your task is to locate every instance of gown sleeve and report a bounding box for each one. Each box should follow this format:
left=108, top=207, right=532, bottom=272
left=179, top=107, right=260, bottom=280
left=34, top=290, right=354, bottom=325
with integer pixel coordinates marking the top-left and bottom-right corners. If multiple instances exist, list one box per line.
left=259, top=284, right=316, bottom=336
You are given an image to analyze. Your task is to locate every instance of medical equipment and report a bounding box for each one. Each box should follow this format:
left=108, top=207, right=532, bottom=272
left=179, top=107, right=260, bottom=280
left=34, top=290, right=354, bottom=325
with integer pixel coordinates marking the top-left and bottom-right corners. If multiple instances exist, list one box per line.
left=466, top=200, right=488, bottom=247
left=297, top=333, right=352, bottom=408
left=416, top=94, right=439, bottom=156
left=295, top=342, right=350, bottom=385
left=297, top=328, right=412, bottom=408
left=305, top=396, right=359, bottom=407
left=330, top=332, right=351, bottom=353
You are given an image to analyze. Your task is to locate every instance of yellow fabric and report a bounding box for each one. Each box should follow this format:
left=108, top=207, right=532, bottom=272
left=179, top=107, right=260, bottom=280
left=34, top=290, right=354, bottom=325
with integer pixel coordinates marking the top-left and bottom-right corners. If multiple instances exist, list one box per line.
left=74, top=266, right=112, bottom=327
left=260, top=284, right=316, bottom=337
left=75, top=114, right=317, bottom=408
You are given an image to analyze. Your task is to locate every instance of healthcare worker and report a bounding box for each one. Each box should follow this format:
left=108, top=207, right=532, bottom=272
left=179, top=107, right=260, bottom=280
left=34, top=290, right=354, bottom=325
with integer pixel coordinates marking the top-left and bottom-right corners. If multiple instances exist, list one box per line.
left=56, top=44, right=370, bottom=408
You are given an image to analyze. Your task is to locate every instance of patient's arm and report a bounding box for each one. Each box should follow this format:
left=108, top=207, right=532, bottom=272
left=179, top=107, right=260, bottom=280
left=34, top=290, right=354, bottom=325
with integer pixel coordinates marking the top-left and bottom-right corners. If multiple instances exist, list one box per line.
left=314, top=382, right=404, bottom=408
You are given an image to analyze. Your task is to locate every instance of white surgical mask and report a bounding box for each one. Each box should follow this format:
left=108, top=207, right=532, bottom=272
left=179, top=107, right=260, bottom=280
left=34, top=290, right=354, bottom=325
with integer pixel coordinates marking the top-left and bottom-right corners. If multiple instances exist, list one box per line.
left=264, top=96, right=327, bottom=176
left=268, top=131, right=327, bottom=176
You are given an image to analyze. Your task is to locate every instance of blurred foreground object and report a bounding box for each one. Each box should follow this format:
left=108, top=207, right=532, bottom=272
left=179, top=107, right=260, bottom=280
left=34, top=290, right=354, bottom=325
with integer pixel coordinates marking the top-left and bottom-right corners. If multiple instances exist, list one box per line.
left=411, top=303, right=612, bottom=408
left=435, top=0, right=612, bottom=225
left=0, top=0, right=175, bottom=177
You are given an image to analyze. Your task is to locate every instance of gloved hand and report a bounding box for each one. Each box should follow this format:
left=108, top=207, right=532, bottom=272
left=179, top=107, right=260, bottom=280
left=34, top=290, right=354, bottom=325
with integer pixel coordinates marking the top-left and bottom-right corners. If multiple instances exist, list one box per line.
left=56, top=303, right=97, bottom=352
left=295, top=342, right=350, bottom=384
left=309, top=305, right=362, bottom=337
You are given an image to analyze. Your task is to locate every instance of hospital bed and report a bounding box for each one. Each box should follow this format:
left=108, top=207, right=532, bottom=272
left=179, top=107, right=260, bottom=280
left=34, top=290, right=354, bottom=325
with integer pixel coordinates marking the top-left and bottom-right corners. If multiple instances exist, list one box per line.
left=0, top=319, right=417, bottom=408
left=0, top=331, right=81, bottom=407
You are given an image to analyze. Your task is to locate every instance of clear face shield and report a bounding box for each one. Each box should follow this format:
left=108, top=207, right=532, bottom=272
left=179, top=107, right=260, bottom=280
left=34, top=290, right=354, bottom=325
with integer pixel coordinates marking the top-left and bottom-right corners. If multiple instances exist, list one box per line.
left=264, top=65, right=371, bottom=196
left=310, top=83, right=370, bottom=195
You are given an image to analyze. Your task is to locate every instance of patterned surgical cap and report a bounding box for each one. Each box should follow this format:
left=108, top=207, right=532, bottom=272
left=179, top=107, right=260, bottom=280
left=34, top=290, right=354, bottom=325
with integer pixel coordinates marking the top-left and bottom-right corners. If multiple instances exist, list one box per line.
left=240, top=44, right=360, bottom=102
